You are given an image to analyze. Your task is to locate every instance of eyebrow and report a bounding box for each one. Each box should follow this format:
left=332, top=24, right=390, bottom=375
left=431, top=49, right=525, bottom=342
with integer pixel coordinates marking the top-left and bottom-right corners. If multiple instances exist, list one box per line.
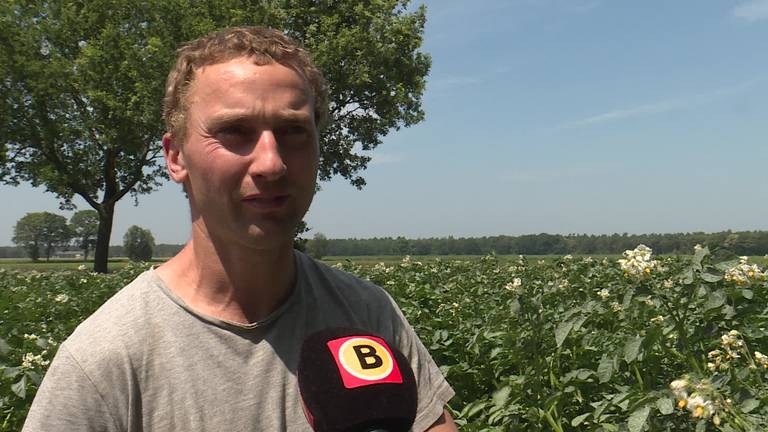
left=206, top=110, right=313, bottom=130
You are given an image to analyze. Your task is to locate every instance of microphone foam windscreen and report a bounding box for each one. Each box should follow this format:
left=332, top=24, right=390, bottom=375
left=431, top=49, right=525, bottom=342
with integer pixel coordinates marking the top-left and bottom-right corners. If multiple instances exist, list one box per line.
left=297, top=327, right=418, bottom=432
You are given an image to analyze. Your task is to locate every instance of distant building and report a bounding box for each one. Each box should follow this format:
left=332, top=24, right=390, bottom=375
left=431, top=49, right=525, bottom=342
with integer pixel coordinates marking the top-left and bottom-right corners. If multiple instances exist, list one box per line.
left=55, top=250, right=83, bottom=259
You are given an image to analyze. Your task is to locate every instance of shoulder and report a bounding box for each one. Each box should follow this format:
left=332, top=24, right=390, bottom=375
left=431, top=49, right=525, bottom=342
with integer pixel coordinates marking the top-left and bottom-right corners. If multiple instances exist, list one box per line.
left=295, top=251, right=395, bottom=307
left=293, top=251, right=407, bottom=339
left=63, top=270, right=161, bottom=367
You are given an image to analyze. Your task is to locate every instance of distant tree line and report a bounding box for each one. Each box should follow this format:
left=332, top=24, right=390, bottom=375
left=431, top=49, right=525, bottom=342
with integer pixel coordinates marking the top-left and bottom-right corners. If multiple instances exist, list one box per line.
left=0, top=242, right=180, bottom=259
left=307, top=231, right=768, bottom=257
left=10, top=211, right=164, bottom=261
left=5, top=230, right=768, bottom=259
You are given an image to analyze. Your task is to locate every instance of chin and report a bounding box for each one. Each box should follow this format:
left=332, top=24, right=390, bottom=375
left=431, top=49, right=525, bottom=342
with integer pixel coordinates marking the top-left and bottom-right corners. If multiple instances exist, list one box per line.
left=240, top=224, right=297, bottom=249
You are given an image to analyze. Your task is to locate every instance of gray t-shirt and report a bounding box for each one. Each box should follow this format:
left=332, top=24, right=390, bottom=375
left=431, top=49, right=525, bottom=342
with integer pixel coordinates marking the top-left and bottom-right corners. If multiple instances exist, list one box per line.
left=23, top=251, right=454, bottom=431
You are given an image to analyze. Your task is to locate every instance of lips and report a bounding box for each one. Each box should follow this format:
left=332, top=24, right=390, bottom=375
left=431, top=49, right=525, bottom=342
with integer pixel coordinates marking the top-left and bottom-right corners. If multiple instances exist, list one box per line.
left=241, top=194, right=290, bottom=210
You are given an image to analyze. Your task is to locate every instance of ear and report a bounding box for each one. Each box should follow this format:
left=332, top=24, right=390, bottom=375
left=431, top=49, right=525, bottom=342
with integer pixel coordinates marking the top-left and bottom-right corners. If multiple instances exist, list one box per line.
left=162, top=132, right=188, bottom=184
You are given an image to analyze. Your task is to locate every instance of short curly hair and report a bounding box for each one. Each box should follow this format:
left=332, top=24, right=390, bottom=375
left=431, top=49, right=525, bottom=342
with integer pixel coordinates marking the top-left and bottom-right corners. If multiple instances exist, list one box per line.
left=163, top=26, right=329, bottom=142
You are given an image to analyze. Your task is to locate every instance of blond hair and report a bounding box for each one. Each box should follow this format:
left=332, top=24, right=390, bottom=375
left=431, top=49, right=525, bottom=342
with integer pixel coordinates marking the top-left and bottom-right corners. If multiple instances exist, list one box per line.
left=163, top=26, right=329, bottom=141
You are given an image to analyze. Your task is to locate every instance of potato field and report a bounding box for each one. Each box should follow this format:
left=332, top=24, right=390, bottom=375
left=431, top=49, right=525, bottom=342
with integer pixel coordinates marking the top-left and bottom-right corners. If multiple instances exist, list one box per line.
left=1, top=246, right=767, bottom=431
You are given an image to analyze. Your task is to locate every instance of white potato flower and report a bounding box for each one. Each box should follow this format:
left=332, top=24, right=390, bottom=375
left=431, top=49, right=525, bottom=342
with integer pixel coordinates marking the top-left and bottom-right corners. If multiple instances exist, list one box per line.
left=618, top=244, right=659, bottom=276
left=505, top=278, right=522, bottom=292
left=686, top=395, right=714, bottom=418
left=724, top=256, right=766, bottom=285
left=21, top=352, right=50, bottom=370
left=755, top=351, right=768, bottom=368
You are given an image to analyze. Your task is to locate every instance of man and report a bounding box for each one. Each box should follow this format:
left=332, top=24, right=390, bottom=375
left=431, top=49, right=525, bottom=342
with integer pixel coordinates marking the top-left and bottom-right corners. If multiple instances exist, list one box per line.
left=23, top=26, right=456, bottom=431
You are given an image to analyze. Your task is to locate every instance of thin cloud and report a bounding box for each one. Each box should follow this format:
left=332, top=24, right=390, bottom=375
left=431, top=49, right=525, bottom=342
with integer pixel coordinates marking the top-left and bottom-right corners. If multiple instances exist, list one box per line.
left=428, top=66, right=514, bottom=91
left=733, top=0, right=768, bottom=22
left=556, top=78, right=763, bottom=130
left=558, top=99, right=681, bottom=129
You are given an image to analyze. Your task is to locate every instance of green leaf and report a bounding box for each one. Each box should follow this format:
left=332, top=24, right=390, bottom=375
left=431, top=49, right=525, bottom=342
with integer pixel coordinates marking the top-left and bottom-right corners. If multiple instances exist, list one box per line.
left=510, top=299, right=521, bottom=315
left=624, top=336, right=643, bottom=363
left=11, top=375, right=27, bottom=399
left=627, top=405, right=649, bottom=432
left=622, top=287, right=635, bottom=309
left=555, top=320, right=574, bottom=348
left=681, top=268, right=694, bottom=284
left=572, top=315, right=588, bottom=332
left=656, top=397, right=674, bottom=415
left=460, top=400, right=488, bottom=419
left=742, top=289, right=753, bottom=300
left=693, top=245, right=709, bottom=266
left=0, top=337, right=10, bottom=357
left=492, top=385, right=512, bottom=409
left=597, top=355, right=613, bottom=383
left=741, top=398, right=759, bottom=413
left=26, top=371, right=42, bottom=386
left=2, top=366, right=21, bottom=379
left=571, top=413, right=590, bottom=427
left=696, top=419, right=707, bottom=432
left=701, top=272, right=722, bottom=282
left=704, top=289, right=726, bottom=310
left=715, top=259, right=739, bottom=271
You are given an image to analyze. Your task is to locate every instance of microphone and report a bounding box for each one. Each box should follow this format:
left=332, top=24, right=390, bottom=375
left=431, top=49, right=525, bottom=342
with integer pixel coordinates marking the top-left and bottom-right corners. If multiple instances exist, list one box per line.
left=297, top=327, right=418, bottom=432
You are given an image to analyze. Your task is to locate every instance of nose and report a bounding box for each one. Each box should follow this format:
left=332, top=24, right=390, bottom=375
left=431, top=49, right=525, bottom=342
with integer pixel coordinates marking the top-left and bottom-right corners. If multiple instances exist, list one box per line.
left=248, top=130, right=287, bottom=181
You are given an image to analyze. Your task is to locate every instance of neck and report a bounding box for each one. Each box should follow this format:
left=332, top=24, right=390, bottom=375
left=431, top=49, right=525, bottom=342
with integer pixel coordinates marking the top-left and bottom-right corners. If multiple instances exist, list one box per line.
left=156, top=222, right=297, bottom=325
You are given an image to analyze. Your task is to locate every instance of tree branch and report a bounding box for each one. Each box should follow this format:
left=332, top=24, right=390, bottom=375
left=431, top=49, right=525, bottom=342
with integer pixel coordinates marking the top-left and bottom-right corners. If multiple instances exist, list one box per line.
left=25, top=107, right=101, bottom=210
left=70, top=94, right=105, bottom=148
left=111, top=142, right=152, bottom=203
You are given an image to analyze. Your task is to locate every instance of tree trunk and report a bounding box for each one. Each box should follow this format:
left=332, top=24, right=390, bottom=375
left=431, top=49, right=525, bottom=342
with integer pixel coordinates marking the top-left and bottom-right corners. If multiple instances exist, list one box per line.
left=29, top=241, right=39, bottom=262
left=93, top=203, right=115, bottom=273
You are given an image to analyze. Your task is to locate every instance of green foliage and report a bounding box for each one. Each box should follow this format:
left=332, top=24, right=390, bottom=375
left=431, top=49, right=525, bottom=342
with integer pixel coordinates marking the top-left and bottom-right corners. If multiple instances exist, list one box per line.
left=69, top=210, right=98, bottom=260
left=0, top=264, right=148, bottom=431
left=293, top=220, right=310, bottom=252
left=123, top=226, right=155, bottom=262
left=5, top=247, right=764, bottom=430
left=0, top=0, right=430, bottom=272
left=306, top=232, right=330, bottom=259
left=12, top=212, right=71, bottom=261
left=337, top=248, right=768, bottom=431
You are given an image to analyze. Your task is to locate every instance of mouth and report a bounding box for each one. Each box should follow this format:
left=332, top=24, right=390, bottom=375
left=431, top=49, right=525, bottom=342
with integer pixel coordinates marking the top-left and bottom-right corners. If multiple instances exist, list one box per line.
left=241, top=194, right=290, bottom=210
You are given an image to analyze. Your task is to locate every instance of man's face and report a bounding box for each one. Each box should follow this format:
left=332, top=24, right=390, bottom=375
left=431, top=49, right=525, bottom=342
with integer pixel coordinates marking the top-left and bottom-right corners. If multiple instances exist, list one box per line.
left=166, top=57, right=319, bottom=250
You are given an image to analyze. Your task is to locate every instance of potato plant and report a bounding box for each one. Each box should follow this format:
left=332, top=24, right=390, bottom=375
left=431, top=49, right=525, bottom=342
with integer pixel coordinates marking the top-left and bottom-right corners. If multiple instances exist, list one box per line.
left=346, top=247, right=767, bottom=431
left=1, top=247, right=766, bottom=431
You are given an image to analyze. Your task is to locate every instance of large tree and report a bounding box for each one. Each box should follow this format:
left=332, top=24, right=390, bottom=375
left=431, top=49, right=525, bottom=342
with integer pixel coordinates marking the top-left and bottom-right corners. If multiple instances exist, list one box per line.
left=13, top=212, right=71, bottom=261
left=70, top=209, right=99, bottom=261
left=0, top=0, right=429, bottom=272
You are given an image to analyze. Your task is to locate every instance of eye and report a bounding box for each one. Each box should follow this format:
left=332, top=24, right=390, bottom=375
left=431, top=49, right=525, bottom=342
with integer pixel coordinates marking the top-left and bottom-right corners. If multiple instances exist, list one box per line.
left=277, top=124, right=309, bottom=137
left=217, top=124, right=251, bottom=137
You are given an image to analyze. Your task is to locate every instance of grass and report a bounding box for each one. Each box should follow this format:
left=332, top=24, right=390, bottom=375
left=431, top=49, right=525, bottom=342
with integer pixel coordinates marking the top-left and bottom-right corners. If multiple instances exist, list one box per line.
left=0, top=258, right=167, bottom=271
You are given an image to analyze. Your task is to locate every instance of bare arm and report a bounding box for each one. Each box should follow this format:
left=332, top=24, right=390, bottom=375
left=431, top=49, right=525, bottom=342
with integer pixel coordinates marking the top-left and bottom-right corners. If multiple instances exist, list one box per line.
left=426, top=409, right=459, bottom=432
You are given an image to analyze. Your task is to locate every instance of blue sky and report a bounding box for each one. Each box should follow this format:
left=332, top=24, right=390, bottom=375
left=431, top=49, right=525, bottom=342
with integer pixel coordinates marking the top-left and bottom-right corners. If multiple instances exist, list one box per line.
left=3, top=0, right=768, bottom=245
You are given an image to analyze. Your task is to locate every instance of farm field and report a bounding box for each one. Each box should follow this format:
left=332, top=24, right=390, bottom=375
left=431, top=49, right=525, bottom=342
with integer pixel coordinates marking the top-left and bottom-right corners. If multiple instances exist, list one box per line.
left=3, top=254, right=766, bottom=271
left=0, top=258, right=168, bottom=272
left=1, top=247, right=767, bottom=431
